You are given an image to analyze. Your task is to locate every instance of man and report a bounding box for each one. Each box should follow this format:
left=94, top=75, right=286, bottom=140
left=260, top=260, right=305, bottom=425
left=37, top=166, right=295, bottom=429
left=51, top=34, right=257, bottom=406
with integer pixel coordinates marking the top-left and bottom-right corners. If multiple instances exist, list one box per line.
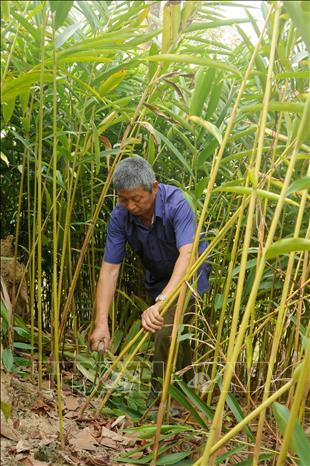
left=90, top=156, right=210, bottom=392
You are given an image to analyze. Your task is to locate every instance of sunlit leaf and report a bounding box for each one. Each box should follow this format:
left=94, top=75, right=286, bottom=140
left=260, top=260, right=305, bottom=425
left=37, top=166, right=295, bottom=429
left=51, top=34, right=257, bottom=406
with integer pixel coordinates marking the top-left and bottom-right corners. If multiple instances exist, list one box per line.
left=287, top=176, right=310, bottom=195
left=186, top=18, right=250, bottom=33
left=55, top=23, right=82, bottom=49
left=213, top=186, right=299, bottom=206
left=240, top=102, right=304, bottom=113
left=1, top=0, right=10, bottom=21
left=265, top=238, right=310, bottom=260
left=188, top=115, right=223, bottom=145
left=1, top=400, right=12, bottom=421
left=272, top=402, right=310, bottom=465
left=49, top=0, right=74, bottom=30
left=144, top=54, right=242, bottom=77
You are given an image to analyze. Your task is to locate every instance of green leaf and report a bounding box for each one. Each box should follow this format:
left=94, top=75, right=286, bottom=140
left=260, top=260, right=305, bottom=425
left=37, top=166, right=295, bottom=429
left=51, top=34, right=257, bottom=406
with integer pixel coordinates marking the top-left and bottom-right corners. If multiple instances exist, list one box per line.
left=151, top=127, right=194, bottom=177
left=1, top=400, right=12, bottom=421
left=225, top=391, right=255, bottom=441
left=186, top=18, right=250, bottom=33
left=2, top=97, right=16, bottom=124
left=177, top=380, right=214, bottom=421
left=56, top=55, right=112, bottom=66
left=2, top=348, right=14, bottom=372
left=14, top=356, right=32, bottom=367
left=139, top=121, right=161, bottom=146
left=189, top=67, right=215, bottom=117
left=148, top=42, right=159, bottom=82
left=99, top=70, right=128, bottom=95
left=205, top=76, right=224, bottom=121
left=144, top=54, right=242, bottom=78
left=49, top=0, right=74, bottom=30
left=55, top=23, right=82, bottom=49
left=215, top=446, right=246, bottom=464
left=188, top=115, right=223, bottom=145
left=1, top=1, right=10, bottom=21
left=116, top=443, right=173, bottom=464
left=216, top=376, right=255, bottom=441
left=1, top=301, right=9, bottom=324
left=272, top=402, right=310, bottom=465
left=232, top=258, right=257, bottom=277
left=287, top=176, right=310, bottom=195
left=2, top=71, right=54, bottom=101
left=240, top=102, right=304, bottom=114
left=76, top=362, right=96, bottom=382
left=157, top=451, right=193, bottom=465
left=169, top=384, right=208, bottom=429
left=283, top=2, right=310, bottom=53
left=19, top=90, right=30, bottom=114
left=234, top=453, right=274, bottom=465
left=10, top=10, right=40, bottom=42
left=265, top=238, right=310, bottom=260
left=213, top=186, right=299, bottom=207
left=13, top=342, right=33, bottom=349
left=125, top=424, right=189, bottom=440
left=13, top=326, right=31, bottom=339
left=274, top=71, right=310, bottom=80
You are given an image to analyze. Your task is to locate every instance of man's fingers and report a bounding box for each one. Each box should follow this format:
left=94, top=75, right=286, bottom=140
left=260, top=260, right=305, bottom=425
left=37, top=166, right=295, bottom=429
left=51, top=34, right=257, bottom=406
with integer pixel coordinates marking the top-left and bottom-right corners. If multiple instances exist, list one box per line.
left=92, top=337, right=110, bottom=352
left=98, top=341, right=105, bottom=352
left=142, top=315, right=163, bottom=332
left=147, top=308, right=164, bottom=324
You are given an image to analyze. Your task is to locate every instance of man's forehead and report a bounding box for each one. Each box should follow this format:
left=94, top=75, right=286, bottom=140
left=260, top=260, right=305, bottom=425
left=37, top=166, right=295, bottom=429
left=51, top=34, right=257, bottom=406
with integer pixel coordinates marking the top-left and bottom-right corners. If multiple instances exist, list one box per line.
left=117, top=187, right=148, bottom=198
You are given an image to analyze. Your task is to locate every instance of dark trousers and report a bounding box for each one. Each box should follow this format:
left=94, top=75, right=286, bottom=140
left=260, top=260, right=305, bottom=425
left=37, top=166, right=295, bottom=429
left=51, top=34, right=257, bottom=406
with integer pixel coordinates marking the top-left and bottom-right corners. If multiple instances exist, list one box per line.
left=151, top=303, right=195, bottom=393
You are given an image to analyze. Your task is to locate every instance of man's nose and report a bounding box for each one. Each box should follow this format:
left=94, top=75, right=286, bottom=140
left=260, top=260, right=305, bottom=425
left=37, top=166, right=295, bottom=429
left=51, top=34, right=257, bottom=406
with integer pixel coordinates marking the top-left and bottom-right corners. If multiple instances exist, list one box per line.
left=127, top=200, right=136, bottom=211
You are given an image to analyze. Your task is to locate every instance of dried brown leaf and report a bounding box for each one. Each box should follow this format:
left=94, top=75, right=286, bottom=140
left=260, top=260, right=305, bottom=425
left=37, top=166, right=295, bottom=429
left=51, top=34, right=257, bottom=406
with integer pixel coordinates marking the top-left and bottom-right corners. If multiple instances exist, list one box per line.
left=69, top=427, right=99, bottom=451
left=100, top=437, right=118, bottom=449
left=0, top=421, right=19, bottom=441
left=65, top=396, right=80, bottom=411
left=111, top=415, right=126, bottom=429
left=16, top=439, right=32, bottom=453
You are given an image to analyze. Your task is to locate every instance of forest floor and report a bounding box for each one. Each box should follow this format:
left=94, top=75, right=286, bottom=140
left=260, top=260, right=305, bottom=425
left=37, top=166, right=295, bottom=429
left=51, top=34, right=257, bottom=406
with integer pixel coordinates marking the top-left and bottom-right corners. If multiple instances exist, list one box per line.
left=1, top=369, right=148, bottom=466
left=3, top=366, right=308, bottom=465
left=1, top=368, right=203, bottom=466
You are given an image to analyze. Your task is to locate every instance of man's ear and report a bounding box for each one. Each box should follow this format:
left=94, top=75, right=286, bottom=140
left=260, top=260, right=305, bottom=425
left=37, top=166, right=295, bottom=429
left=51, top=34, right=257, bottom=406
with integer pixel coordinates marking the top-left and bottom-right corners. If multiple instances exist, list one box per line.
left=152, top=180, right=159, bottom=194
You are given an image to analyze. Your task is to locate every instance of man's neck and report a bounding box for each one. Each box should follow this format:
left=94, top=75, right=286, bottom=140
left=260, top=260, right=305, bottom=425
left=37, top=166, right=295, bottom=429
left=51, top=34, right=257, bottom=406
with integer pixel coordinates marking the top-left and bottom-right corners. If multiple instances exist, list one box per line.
left=138, top=206, right=154, bottom=227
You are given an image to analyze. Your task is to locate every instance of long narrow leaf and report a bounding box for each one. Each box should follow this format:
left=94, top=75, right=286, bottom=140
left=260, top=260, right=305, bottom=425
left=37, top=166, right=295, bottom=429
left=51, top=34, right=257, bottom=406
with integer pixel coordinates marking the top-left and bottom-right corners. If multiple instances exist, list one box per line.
left=169, top=384, right=208, bottom=429
left=272, top=402, right=310, bottom=465
left=177, top=380, right=214, bottom=421
left=265, top=238, right=310, bottom=260
left=144, top=54, right=242, bottom=77
left=213, top=186, right=299, bottom=207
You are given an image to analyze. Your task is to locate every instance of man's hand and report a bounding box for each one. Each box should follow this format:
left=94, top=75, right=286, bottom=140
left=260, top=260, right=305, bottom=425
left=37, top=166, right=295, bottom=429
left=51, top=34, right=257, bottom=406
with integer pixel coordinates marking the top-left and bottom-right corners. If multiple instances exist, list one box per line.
left=142, top=303, right=164, bottom=333
left=90, top=323, right=110, bottom=352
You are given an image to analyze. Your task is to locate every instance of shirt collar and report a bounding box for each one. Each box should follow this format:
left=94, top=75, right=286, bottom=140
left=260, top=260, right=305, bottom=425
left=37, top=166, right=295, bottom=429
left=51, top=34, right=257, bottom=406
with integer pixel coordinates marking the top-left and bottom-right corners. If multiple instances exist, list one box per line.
left=154, top=184, right=163, bottom=220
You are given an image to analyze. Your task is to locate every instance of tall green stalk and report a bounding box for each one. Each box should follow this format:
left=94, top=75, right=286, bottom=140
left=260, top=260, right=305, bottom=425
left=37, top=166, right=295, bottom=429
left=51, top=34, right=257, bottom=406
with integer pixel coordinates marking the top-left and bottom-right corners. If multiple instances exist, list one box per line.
left=277, top=344, right=310, bottom=465
left=253, top=169, right=309, bottom=461
left=36, top=2, right=47, bottom=389
left=51, top=12, right=64, bottom=448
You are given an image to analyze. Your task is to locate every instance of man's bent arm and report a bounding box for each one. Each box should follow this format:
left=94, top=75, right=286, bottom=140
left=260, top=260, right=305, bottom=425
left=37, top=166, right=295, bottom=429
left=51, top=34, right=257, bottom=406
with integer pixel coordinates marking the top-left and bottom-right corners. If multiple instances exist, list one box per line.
left=95, top=261, right=121, bottom=323
left=91, top=261, right=121, bottom=350
left=141, top=244, right=192, bottom=333
left=160, top=243, right=192, bottom=299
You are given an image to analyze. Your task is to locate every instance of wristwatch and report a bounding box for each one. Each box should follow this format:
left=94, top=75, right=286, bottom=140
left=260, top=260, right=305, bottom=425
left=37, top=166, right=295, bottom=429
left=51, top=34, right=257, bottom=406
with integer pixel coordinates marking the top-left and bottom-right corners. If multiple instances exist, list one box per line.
left=155, top=294, right=167, bottom=303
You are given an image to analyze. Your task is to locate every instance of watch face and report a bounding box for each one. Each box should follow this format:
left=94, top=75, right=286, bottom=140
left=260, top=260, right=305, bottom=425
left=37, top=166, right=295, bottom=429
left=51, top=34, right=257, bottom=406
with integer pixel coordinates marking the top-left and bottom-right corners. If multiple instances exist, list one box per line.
left=156, top=294, right=166, bottom=302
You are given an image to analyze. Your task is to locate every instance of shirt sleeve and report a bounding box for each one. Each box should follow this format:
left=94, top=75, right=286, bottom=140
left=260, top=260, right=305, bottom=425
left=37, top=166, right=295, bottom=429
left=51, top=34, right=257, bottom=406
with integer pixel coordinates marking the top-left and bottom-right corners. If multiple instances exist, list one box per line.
left=172, top=193, right=196, bottom=249
left=104, top=210, right=126, bottom=264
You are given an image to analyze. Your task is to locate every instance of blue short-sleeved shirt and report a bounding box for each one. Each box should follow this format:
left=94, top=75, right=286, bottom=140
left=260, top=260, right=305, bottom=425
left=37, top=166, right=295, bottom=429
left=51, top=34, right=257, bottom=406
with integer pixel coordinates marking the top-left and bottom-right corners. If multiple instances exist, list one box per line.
left=104, top=183, right=210, bottom=299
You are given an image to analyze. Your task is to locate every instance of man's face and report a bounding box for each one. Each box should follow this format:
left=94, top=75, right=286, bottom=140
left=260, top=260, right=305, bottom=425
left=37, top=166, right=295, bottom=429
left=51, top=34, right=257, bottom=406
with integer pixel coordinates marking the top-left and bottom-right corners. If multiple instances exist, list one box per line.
left=117, top=182, right=158, bottom=216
